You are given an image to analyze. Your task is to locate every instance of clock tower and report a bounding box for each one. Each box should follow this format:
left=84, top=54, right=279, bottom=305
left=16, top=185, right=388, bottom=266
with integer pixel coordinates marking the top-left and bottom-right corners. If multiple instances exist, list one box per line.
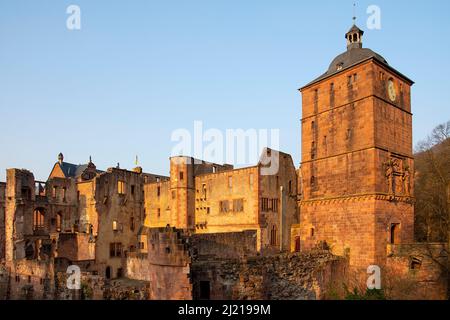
left=298, top=24, right=415, bottom=272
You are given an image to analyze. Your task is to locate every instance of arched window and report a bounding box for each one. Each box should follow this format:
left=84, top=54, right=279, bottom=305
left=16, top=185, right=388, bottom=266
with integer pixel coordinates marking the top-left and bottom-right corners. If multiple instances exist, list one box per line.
left=353, top=33, right=357, bottom=42
left=390, top=223, right=400, bottom=244
left=310, top=176, right=316, bottom=187
left=56, top=212, right=62, bottom=232
left=33, top=208, right=45, bottom=231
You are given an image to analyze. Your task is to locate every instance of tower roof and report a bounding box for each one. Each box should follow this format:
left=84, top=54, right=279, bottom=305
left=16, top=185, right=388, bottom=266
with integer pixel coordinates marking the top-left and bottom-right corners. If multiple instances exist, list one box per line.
left=301, top=24, right=413, bottom=89
left=346, top=24, right=364, bottom=35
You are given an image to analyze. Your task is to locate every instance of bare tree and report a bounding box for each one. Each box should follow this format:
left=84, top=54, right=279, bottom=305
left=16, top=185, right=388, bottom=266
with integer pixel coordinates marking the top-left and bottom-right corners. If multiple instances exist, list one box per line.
left=414, top=121, right=450, bottom=242
left=414, top=121, right=450, bottom=297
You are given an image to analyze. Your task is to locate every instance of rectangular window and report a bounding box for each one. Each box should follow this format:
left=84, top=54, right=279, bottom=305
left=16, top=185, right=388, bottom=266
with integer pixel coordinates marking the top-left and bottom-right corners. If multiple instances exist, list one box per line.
left=112, top=220, right=118, bottom=231
left=52, top=186, right=57, bottom=198
left=261, top=198, right=269, bottom=212
left=233, top=199, right=244, bottom=212
left=157, top=208, right=161, bottom=218
left=157, top=186, right=161, bottom=197
left=228, top=176, right=232, bottom=189
left=219, top=200, right=230, bottom=213
left=118, top=181, right=125, bottom=195
left=179, top=171, right=184, bottom=180
left=131, top=185, right=135, bottom=195
left=130, top=217, right=135, bottom=231
left=62, top=188, right=67, bottom=201
left=110, top=243, right=122, bottom=258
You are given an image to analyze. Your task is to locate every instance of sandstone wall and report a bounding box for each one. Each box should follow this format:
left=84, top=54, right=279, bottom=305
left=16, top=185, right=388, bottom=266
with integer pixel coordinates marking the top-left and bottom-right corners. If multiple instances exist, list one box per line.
left=385, top=243, right=448, bottom=300
left=0, top=182, right=5, bottom=260
left=191, top=251, right=347, bottom=300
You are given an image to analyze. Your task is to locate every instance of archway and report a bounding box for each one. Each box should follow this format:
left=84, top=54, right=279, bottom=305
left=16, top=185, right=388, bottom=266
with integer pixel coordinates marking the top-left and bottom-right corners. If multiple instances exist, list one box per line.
left=390, top=223, right=401, bottom=244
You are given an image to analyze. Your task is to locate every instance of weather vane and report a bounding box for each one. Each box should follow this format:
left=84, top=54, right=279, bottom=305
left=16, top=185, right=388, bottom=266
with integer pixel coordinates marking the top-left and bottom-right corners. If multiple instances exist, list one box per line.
left=353, top=2, right=357, bottom=24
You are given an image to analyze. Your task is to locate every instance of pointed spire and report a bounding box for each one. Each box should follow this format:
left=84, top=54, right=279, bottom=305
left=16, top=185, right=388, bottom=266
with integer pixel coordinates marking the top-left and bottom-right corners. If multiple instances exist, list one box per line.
left=89, top=155, right=92, bottom=163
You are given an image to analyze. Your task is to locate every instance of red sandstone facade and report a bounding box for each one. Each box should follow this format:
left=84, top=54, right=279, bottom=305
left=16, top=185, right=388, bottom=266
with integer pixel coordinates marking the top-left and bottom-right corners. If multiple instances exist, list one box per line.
left=298, top=25, right=415, bottom=271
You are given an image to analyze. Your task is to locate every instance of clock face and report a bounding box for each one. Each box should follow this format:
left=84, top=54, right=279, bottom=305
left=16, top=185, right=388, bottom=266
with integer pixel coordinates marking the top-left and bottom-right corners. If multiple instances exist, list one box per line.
left=388, top=79, right=397, bottom=101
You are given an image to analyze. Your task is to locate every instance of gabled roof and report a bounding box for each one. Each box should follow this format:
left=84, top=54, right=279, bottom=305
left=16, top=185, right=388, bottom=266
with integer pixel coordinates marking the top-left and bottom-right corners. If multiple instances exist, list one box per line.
left=59, top=162, right=87, bottom=178
left=49, top=161, right=103, bottom=180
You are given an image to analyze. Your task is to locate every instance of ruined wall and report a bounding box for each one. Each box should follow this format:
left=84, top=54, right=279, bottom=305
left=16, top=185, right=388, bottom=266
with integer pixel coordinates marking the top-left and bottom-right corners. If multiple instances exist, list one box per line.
left=0, top=182, right=5, bottom=260
left=57, top=233, right=95, bottom=262
left=54, top=272, right=149, bottom=300
left=191, top=251, right=347, bottom=300
left=6, top=259, right=54, bottom=300
left=76, top=180, right=97, bottom=234
left=5, top=169, right=36, bottom=261
left=190, top=231, right=258, bottom=260
left=144, top=180, right=172, bottom=228
left=259, top=151, right=298, bottom=252
left=143, top=152, right=298, bottom=253
left=194, top=166, right=260, bottom=242
left=193, top=151, right=298, bottom=252
left=94, top=168, right=145, bottom=280
left=188, top=230, right=346, bottom=300
left=146, top=227, right=192, bottom=300
left=385, top=243, right=448, bottom=300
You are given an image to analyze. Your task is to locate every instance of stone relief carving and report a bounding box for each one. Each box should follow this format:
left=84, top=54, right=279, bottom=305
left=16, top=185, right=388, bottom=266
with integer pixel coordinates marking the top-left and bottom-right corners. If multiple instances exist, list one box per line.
left=385, top=157, right=411, bottom=196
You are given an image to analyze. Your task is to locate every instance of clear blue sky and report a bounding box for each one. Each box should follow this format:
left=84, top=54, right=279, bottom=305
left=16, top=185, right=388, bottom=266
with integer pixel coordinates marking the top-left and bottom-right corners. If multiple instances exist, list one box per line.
left=1, top=0, right=449, bottom=181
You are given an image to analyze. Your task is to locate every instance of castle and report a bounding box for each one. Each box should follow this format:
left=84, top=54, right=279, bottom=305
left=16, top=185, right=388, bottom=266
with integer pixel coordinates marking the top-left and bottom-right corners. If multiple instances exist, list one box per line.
left=0, top=23, right=447, bottom=300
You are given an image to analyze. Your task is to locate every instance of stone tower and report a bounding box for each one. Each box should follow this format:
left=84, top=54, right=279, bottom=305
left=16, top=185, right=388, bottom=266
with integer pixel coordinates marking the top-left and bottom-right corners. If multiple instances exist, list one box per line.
left=299, top=24, right=415, bottom=272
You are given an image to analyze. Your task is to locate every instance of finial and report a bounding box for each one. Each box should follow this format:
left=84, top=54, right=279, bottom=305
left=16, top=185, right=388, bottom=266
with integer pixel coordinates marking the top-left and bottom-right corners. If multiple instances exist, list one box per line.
left=117, top=162, right=120, bottom=169
left=58, top=152, right=64, bottom=164
left=353, top=3, right=357, bottom=24
left=89, top=155, right=92, bottom=163
left=135, top=155, right=139, bottom=166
